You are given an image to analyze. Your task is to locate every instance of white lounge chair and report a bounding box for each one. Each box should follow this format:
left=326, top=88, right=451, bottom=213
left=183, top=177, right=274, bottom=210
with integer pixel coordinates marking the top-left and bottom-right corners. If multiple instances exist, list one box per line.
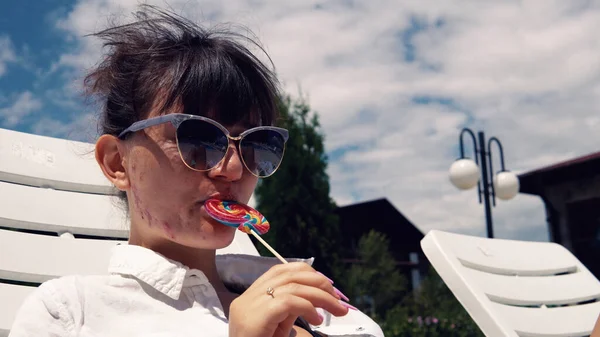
left=421, top=229, right=600, bottom=337
left=0, top=128, right=259, bottom=337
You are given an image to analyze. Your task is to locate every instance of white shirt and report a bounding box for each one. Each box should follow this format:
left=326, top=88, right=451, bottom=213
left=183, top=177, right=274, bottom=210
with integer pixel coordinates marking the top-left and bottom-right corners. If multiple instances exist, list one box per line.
left=9, top=244, right=384, bottom=337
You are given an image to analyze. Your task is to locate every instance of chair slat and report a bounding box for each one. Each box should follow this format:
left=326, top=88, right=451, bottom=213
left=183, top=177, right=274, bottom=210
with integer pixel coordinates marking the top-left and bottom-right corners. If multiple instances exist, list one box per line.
left=0, top=229, right=121, bottom=283
left=0, top=283, right=35, bottom=337
left=463, top=267, right=600, bottom=306
left=0, top=128, right=115, bottom=194
left=434, top=230, right=578, bottom=276
left=0, top=181, right=129, bottom=238
left=0, top=228, right=259, bottom=284
left=491, top=301, right=600, bottom=337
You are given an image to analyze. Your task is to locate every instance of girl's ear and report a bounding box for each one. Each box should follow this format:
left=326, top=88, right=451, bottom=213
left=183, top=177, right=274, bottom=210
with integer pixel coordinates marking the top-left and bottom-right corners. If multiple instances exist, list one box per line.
left=95, top=134, right=130, bottom=191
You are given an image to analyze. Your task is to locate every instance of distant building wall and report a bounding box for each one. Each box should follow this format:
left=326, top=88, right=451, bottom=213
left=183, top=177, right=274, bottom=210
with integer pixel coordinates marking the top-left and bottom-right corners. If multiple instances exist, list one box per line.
left=519, top=152, right=600, bottom=278
left=541, top=174, right=600, bottom=251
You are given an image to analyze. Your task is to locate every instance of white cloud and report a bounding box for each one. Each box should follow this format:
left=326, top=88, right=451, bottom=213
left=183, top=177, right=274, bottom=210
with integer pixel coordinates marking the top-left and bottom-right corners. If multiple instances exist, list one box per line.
left=0, top=35, right=17, bottom=77
left=31, top=112, right=98, bottom=142
left=0, top=91, right=42, bottom=127
left=50, top=0, right=600, bottom=241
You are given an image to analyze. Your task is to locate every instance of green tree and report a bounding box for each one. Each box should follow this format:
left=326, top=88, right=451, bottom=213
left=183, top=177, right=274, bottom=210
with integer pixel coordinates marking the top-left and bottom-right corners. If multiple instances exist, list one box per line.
left=254, top=94, right=341, bottom=276
left=340, top=230, right=408, bottom=321
left=382, top=267, right=484, bottom=337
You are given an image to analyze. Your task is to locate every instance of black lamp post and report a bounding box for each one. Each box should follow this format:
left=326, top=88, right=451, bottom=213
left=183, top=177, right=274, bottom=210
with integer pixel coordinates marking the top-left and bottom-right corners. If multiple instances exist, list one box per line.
left=448, top=128, right=520, bottom=238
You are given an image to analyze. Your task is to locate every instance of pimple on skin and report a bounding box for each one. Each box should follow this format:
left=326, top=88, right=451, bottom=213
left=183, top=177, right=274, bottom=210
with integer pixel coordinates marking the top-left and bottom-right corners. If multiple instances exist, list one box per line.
left=162, top=221, right=175, bottom=239
left=132, top=163, right=144, bottom=183
left=144, top=209, right=153, bottom=227
left=131, top=185, right=151, bottom=225
left=131, top=186, right=143, bottom=211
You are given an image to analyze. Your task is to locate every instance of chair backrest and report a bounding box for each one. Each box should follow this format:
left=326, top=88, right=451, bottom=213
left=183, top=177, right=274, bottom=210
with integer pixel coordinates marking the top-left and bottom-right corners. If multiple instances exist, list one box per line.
left=0, top=128, right=260, bottom=337
left=421, top=230, right=600, bottom=337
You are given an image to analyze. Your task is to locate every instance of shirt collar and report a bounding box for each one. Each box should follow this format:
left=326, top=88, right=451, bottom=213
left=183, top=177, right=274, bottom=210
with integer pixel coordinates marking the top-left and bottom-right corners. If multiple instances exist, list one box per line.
left=107, top=244, right=314, bottom=300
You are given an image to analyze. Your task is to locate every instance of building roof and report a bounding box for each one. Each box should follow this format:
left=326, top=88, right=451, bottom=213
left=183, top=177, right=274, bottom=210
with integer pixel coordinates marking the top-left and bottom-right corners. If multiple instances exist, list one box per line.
left=335, top=198, right=424, bottom=261
left=519, top=151, right=600, bottom=196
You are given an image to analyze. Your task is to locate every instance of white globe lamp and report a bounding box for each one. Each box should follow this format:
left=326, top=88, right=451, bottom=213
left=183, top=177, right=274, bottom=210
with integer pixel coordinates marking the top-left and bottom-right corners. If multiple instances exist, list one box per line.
left=493, top=171, right=520, bottom=200
left=449, top=158, right=480, bottom=190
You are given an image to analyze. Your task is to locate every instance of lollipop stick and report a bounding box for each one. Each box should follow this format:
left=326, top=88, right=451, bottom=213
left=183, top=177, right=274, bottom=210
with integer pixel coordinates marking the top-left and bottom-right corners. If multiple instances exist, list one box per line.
left=250, top=230, right=288, bottom=264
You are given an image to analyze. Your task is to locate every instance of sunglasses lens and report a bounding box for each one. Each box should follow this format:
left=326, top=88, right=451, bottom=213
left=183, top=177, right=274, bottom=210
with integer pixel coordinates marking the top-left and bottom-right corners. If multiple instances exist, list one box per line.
left=240, top=130, right=286, bottom=177
left=176, top=120, right=228, bottom=170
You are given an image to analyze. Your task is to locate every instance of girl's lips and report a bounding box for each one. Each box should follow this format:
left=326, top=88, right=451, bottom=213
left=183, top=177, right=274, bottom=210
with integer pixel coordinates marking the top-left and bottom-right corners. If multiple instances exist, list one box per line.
left=201, top=193, right=239, bottom=204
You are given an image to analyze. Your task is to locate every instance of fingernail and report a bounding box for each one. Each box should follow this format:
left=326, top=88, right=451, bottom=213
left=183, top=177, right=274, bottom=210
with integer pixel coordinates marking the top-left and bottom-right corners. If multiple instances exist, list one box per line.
left=339, top=300, right=358, bottom=311
left=318, top=313, right=324, bottom=322
left=334, top=287, right=349, bottom=302
left=332, top=290, right=341, bottom=300
left=317, top=271, right=334, bottom=284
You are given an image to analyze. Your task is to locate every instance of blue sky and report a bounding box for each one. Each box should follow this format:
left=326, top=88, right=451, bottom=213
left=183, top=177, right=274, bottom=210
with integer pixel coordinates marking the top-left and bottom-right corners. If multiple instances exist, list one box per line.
left=2, top=0, right=600, bottom=242
left=0, top=0, right=84, bottom=137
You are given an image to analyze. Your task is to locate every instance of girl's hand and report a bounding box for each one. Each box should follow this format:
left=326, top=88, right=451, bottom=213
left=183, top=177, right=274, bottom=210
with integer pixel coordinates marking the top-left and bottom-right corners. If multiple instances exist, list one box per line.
left=228, top=262, right=350, bottom=337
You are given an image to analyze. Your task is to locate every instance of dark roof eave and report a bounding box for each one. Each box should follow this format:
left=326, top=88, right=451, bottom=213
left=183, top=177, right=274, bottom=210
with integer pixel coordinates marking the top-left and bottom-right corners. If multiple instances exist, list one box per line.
left=518, top=151, right=600, bottom=197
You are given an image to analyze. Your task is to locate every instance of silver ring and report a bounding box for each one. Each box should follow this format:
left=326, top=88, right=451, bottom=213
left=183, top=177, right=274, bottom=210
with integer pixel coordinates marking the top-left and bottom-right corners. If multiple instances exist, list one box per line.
left=266, top=286, right=275, bottom=298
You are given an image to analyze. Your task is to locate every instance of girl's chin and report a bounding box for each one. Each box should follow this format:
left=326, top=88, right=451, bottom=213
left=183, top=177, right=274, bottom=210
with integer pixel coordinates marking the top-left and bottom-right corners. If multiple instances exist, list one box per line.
left=164, top=215, right=238, bottom=248
left=172, top=227, right=236, bottom=250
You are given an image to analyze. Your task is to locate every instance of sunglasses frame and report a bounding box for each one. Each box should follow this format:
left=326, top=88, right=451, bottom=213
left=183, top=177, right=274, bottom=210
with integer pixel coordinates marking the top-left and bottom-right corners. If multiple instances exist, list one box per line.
left=118, top=113, right=289, bottom=178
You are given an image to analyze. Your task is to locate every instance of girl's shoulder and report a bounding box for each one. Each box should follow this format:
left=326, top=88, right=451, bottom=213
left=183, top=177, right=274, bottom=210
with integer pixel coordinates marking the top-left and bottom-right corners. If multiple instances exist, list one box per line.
left=24, top=274, right=112, bottom=311
left=10, top=275, right=109, bottom=336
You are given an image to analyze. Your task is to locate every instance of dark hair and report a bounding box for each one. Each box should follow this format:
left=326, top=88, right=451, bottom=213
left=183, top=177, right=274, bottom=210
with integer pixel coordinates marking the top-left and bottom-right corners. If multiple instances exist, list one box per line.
left=84, top=5, right=281, bottom=209
left=84, top=4, right=281, bottom=138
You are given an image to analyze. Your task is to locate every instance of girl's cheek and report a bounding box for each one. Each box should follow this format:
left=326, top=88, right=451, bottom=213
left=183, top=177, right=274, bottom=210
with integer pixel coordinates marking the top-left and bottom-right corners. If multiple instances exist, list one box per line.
left=161, top=143, right=186, bottom=166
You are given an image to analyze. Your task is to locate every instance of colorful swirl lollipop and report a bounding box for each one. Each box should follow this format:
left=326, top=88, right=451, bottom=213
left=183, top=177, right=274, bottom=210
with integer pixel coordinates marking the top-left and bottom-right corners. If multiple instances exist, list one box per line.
left=205, top=199, right=286, bottom=263
left=204, top=199, right=270, bottom=235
